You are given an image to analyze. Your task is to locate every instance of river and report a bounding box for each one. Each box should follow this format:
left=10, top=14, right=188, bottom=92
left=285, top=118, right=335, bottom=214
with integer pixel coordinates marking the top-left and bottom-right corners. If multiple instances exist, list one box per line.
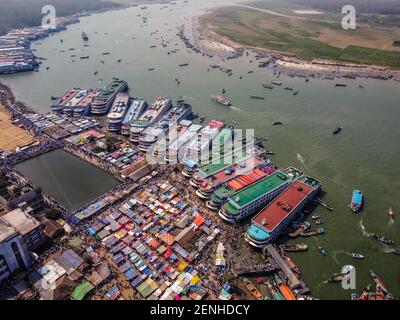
left=1, top=0, right=399, bottom=299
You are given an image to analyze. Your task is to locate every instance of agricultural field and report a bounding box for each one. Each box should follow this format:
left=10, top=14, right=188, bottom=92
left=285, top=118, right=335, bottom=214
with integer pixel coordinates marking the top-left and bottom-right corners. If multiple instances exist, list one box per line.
left=200, top=0, right=400, bottom=67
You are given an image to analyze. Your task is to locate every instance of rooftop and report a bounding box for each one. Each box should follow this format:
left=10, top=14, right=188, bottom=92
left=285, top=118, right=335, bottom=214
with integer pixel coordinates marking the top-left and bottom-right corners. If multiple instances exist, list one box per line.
left=223, top=171, right=290, bottom=214
left=251, top=180, right=316, bottom=233
left=2, top=208, right=42, bottom=236
left=0, top=219, right=17, bottom=242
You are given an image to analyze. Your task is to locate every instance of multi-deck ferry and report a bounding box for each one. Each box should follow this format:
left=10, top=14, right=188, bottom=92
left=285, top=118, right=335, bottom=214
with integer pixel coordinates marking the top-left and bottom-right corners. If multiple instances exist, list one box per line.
left=73, top=90, right=100, bottom=117
left=129, top=97, right=172, bottom=143
left=245, top=176, right=321, bottom=247
left=91, top=79, right=128, bottom=115
left=51, top=89, right=80, bottom=112
left=120, top=99, right=148, bottom=136
left=139, top=101, right=193, bottom=153
left=107, top=93, right=130, bottom=132
left=62, top=90, right=88, bottom=116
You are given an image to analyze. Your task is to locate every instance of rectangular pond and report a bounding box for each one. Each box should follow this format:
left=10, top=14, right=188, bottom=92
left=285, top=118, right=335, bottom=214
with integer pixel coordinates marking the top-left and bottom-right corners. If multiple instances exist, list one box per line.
left=14, top=149, right=120, bottom=212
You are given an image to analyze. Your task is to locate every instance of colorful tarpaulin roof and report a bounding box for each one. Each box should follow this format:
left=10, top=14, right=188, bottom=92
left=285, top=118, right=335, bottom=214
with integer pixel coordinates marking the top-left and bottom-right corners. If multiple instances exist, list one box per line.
left=71, top=281, right=94, bottom=300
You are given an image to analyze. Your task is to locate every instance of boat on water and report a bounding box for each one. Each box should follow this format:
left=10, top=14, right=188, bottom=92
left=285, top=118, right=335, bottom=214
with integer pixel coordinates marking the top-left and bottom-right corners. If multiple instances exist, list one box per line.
left=317, top=198, right=334, bottom=211
left=243, top=278, right=263, bottom=300
left=91, top=79, right=128, bottom=115
left=350, top=189, right=363, bottom=213
left=280, top=243, right=308, bottom=252
left=266, top=281, right=285, bottom=300
left=333, top=126, right=342, bottom=135
left=372, top=233, right=394, bottom=245
left=262, top=84, right=274, bottom=89
left=284, top=255, right=301, bottom=274
left=289, top=222, right=311, bottom=238
left=293, top=91, right=299, bottom=96
left=249, top=95, right=265, bottom=100
left=315, top=219, right=325, bottom=225
left=311, top=214, right=320, bottom=219
left=350, top=253, right=364, bottom=259
left=211, top=94, right=231, bottom=106
left=107, top=93, right=130, bottom=132
left=272, top=81, right=282, bottom=86
left=300, top=228, right=325, bottom=237
left=369, top=269, right=391, bottom=296
left=272, top=121, right=283, bottom=126
left=328, top=271, right=351, bottom=282
left=335, top=83, right=347, bottom=87
left=318, top=246, right=328, bottom=256
left=387, top=207, right=395, bottom=220
left=390, top=248, right=400, bottom=255
left=81, top=32, right=89, bottom=41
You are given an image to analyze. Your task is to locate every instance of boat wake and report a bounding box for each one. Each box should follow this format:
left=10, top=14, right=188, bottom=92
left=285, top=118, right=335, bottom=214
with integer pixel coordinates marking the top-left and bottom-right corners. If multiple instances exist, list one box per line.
left=229, top=105, right=241, bottom=112
left=359, top=219, right=372, bottom=238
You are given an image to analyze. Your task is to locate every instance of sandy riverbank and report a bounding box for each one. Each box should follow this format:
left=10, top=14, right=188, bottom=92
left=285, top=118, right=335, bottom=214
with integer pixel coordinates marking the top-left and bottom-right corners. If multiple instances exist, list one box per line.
left=189, top=12, right=400, bottom=82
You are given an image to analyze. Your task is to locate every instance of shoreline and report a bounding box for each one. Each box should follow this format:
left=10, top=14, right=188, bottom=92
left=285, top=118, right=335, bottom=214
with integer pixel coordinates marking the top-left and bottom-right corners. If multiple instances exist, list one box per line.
left=189, top=11, right=400, bottom=82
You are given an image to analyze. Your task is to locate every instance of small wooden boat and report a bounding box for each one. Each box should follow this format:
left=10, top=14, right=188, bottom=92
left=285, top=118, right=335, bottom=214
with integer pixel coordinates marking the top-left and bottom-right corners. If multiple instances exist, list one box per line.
left=350, top=252, right=364, bottom=259
left=328, top=271, right=350, bottom=282
left=390, top=248, right=400, bottom=255
left=317, top=198, right=334, bottom=211
left=243, top=278, right=263, bottom=300
left=280, top=243, right=308, bottom=252
left=289, top=222, right=310, bottom=238
left=315, top=218, right=325, bottom=225
left=272, top=121, right=283, bottom=126
left=372, top=233, right=394, bottom=245
left=333, top=126, right=342, bottom=135
left=311, top=214, right=320, bottom=219
left=318, top=246, right=328, bottom=256
left=300, top=228, right=325, bottom=237
left=284, top=255, right=301, bottom=274
left=387, top=207, right=395, bottom=220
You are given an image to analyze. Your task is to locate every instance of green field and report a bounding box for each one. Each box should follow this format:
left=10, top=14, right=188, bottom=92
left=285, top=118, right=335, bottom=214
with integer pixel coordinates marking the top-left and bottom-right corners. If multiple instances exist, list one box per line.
left=202, top=1, right=400, bottom=68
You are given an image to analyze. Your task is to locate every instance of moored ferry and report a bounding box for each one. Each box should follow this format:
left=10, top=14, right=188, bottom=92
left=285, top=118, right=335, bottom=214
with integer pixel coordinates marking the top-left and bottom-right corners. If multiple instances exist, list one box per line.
left=107, top=93, right=130, bottom=132
left=73, top=90, right=100, bottom=116
left=245, top=176, right=321, bottom=247
left=120, top=99, right=148, bottom=136
left=130, top=97, right=172, bottom=143
left=51, top=89, right=80, bottom=112
left=91, top=79, right=128, bottom=115
left=62, top=90, right=88, bottom=116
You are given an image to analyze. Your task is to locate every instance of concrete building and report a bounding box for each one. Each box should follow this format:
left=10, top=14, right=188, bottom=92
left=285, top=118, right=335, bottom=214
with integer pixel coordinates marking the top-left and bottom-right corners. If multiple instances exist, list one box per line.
left=2, top=209, right=45, bottom=251
left=0, top=219, right=32, bottom=283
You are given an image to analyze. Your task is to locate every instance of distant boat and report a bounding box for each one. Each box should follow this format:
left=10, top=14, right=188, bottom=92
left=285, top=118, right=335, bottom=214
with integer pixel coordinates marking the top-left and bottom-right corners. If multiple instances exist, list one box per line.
left=300, top=228, right=325, bottom=237
left=289, top=222, right=310, bottom=238
left=350, top=189, right=363, bottom=213
left=333, top=126, right=342, bottom=135
left=315, top=218, right=325, bottom=225
left=280, top=243, right=308, bottom=252
left=387, top=207, right=395, bottom=220
left=311, top=214, right=320, bottom=220
left=350, top=253, right=364, bottom=259
left=390, top=248, right=400, bottom=255
left=249, top=95, right=265, bottom=100
left=81, top=32, right=89, bottom=41
left=371, top=233, right=394, bottom=245
left=272, top=81, right=282, bottom=85
left=262, top=84, right=273, bottom=89
left=335, top=83, right=347, bottom=87
left=328, top=271, right=351, bottom=282
left=211, top=94, right=231, bottom=106
left=369, top=269, right=391, bottom=296
left=318, top=246, right=328, bottom=256
left=272, top=121, right=283, bottom=126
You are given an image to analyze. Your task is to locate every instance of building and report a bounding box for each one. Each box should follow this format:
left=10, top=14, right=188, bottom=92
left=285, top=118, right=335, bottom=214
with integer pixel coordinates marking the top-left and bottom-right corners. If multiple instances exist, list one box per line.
left=245, top=176, right=321, bottom=247
left=218, top=170, right=296, bottom=223
left=2, top=209, right=45, bottom=251
left=0, top=219, right=31, bottom=283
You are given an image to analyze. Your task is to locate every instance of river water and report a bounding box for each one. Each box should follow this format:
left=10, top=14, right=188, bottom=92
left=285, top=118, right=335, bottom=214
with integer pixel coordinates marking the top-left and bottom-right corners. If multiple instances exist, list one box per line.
left=1, top=0, right=399, bottom=299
